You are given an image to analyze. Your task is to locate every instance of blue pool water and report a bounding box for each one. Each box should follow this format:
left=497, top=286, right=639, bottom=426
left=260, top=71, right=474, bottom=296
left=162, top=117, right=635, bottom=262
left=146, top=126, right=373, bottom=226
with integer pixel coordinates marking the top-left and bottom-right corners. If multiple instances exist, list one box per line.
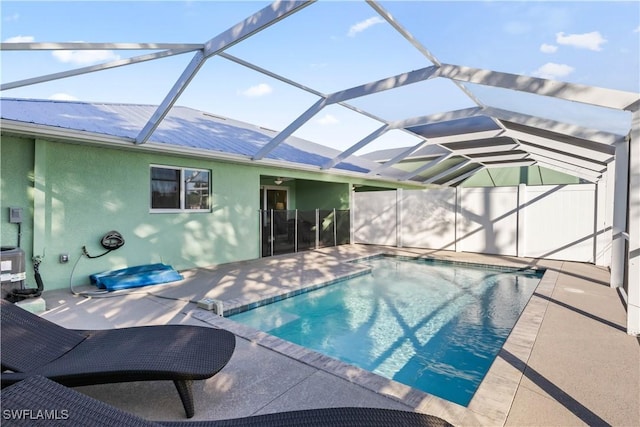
left=230, top=257, right=542, bottom=406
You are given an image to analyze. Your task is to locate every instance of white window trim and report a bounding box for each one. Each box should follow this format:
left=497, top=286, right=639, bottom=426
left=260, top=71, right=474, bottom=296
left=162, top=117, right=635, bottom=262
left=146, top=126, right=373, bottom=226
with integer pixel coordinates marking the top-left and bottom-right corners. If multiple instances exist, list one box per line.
left=150, top=164, right=211, bottom=213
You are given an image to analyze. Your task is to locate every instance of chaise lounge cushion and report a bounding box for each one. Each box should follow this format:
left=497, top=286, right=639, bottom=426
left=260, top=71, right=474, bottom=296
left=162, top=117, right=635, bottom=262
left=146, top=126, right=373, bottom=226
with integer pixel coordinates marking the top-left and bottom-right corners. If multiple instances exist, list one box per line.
left=1, top=376, right=453, bottom=427
left=0, top=299, right=235, bottom=418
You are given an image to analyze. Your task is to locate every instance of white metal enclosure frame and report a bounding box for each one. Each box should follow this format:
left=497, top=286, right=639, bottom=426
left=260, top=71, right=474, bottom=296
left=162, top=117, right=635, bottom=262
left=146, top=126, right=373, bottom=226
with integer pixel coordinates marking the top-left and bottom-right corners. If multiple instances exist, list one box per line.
left=1, top=0, right=638, bottom=334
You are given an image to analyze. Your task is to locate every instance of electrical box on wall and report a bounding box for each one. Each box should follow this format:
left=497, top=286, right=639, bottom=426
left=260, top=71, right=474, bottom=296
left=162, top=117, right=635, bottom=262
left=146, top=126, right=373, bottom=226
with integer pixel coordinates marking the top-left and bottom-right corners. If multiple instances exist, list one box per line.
left=9, top=207, right=23, bottom=224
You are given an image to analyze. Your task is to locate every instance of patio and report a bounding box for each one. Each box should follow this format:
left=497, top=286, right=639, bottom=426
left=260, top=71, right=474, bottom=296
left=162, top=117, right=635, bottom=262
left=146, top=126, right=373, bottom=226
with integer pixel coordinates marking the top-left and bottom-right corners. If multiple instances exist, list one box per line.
left=33, top=245, right=639, bottom=426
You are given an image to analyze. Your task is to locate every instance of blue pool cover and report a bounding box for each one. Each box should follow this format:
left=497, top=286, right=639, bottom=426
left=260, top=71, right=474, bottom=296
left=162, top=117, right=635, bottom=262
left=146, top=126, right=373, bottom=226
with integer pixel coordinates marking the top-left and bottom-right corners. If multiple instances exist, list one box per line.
left=90, top=263, right=183, bottom=291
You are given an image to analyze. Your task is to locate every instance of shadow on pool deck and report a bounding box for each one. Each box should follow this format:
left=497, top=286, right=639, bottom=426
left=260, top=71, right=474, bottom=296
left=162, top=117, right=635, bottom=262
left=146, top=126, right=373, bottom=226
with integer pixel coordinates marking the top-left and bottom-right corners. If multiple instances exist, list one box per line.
left=36, top=245, right=639, bottom=426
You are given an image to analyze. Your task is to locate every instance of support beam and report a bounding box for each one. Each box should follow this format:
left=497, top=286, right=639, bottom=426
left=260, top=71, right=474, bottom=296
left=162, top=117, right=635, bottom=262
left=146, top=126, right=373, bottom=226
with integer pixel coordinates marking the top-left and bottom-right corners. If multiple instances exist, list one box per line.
left=531, top=157, right=600, bottom=182
left=0, top=42, right=203, bottom=50
left=135, top=1, right=311, bottom=145
left=219, top=52, right=325, bottom=97
left=252, top=98, right=327, bottom=160
left=422, top=129, right=504, bottom=146
left=256, top=65, right=438, bottom=159
left=202, top=1, right=313, bottom=58
left=253, top=59, right=438, bottom=162
left=627, top=111, right=640, bottom=335
left=135, top=51, right=206, bottom=144
left=466, top=152, right=529, bottom=163
left=503, top=128, right=614, bottom=163
left=369, top=140, right=430, bottom=175
left=325, top=66, right=438, bottom=104
left=369, top=1, right=492, bottom=118
left=485, top=160, right=536, bottom=168
left=322, top=125, right=389, bottom=170
left=2, top=48, right=196, bottom=91
left=447, top=141, right=520, bottom=156
left=483, top=106, right=626, bottom=145
left=516, top=141, right=607, bottom=173
left=367, top=0, right=441, bottom=67
left=609, top=140, right=629, bottom=288
left=423, top=159, right=473, bottom=184
left=399, top=153, right=452, bottom=181
left=436, top=63, right=640, bottom=111
left=390, top=107, right=483, bottom=129
left=443, top=165, right=485, bottom=186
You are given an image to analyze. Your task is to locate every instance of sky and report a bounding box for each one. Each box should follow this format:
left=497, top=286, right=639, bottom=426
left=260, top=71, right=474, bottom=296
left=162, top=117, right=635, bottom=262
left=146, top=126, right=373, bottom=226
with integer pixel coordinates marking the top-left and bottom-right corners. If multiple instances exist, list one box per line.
left=1, top=1, right=639, bottom=154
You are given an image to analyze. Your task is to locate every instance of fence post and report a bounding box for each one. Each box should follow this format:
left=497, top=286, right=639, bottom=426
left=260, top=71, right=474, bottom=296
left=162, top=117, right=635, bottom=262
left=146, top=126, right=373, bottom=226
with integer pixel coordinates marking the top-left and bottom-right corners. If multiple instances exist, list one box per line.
left=611, top=140, right=629, bottom=287
left=333, top=208, right=337, bottom=247
left=455, top=187, right=462, bottom=252
left=594, top=179, right=608, bottom=265
left=397, top=189, right=403, bottom=248
left=517, top=183, right=527, bottom=258
left=350, top=187, right=355, bottom=245
left=270, top=209, right=274, bottom=257
left=626, top=111, right=640, bottom=335
left=295, top=209, right=299, bottom=253
left=315, top=209, right=319, bottom=249
left=259, top=210, right=263, bottom=258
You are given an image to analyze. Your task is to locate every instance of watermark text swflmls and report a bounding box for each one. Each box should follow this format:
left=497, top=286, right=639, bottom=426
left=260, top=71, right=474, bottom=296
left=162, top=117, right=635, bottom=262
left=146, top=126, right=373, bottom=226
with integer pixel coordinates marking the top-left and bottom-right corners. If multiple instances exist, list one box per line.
left=2, top=409, right=70, bottom=420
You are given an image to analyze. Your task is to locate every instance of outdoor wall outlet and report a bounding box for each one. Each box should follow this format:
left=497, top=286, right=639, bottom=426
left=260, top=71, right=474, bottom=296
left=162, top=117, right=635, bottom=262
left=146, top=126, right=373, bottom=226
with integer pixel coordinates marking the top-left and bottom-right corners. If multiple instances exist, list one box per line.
left=59, top=253, right=69, bottom=264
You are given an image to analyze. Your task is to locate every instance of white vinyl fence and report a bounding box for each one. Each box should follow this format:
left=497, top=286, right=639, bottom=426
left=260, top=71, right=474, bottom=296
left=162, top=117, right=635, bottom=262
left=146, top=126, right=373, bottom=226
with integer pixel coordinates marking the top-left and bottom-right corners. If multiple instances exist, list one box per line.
left=353, top=184, right=610, bottom=265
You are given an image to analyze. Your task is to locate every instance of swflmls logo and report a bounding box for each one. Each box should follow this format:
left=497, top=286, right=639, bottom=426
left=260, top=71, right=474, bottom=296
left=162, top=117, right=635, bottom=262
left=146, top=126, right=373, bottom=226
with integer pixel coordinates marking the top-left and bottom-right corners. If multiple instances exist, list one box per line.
left=3, top=409, right=70, bottom=420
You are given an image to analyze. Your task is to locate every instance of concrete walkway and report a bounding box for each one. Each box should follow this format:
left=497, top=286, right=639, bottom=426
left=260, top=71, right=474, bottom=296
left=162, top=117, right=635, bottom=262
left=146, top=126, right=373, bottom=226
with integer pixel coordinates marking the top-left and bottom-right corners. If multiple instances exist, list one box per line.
left=33, top=245, right=639, bottom=426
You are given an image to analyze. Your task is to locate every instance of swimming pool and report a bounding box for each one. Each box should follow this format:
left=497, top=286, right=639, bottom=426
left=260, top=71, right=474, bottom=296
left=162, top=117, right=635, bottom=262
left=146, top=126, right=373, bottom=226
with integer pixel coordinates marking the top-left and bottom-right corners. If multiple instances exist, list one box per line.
left=230, top=256, right=542, bottom=406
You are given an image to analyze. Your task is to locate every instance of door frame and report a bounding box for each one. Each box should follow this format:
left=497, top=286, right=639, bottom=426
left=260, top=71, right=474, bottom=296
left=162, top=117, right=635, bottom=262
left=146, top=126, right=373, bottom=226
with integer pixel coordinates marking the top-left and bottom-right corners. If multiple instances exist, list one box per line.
left=260, top=185, right=289, bottom=210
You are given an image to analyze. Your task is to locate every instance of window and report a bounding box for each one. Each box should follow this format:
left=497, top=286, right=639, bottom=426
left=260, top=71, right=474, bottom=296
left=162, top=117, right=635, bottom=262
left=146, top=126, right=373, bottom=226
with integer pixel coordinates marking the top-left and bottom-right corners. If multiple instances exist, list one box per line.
left=150, top=166, right=210, bottom=211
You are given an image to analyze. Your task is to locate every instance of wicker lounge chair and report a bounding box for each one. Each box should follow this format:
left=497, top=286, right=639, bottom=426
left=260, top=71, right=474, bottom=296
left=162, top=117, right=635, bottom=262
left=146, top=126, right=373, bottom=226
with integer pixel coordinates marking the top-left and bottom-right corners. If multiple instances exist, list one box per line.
left=0, top=299, right=235, bottom=418
left=1, top=376, right=453, bottom=426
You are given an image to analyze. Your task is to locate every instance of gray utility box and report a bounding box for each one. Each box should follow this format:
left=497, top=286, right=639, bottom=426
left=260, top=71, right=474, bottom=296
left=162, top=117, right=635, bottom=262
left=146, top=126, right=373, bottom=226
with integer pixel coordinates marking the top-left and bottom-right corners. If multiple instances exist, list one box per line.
left=1, top=247, right=26, bottom=299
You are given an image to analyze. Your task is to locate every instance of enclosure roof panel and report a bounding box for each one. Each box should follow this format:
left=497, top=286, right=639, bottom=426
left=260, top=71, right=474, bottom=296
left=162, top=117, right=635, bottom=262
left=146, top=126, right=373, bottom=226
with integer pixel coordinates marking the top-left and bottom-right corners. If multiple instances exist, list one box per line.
left=0, top=97, right=376, bottom=174
left=1, top=0, right=637, bottom=186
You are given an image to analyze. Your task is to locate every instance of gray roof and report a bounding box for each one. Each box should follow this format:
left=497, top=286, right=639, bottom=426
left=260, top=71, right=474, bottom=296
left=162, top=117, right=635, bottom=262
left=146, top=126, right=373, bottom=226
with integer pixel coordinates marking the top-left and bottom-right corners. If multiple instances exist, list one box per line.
left=1, top=97, right=403, bottom=178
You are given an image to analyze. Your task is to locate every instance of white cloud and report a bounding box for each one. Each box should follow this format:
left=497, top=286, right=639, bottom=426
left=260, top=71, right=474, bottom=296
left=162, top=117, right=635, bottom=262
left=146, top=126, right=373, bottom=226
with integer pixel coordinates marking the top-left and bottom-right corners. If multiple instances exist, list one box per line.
left=634, top=26, right=640, bottom=33
left=556, top=31, right=607, bottom=51
left=532, top=62, right=575, bottom=79
left=348, top=16, right=384, bottom=37
left=52, top=47, right=120, bottom=65
left=540, top=43, right=558, bottom=54
left=4, top=13, right=20, bottom=22
left=4, top=35, right=34, bottom=43
left=49, top=93, right=78, bottom=101
left=239, top=83, right=273, bottom=98
left=316, top=114, right=339, bottom=125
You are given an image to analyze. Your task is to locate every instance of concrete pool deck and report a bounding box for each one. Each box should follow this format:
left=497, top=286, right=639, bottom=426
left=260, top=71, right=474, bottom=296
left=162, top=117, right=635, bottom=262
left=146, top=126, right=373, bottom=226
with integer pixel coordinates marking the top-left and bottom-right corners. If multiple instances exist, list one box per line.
left=33, top=245, right=639, bottom=426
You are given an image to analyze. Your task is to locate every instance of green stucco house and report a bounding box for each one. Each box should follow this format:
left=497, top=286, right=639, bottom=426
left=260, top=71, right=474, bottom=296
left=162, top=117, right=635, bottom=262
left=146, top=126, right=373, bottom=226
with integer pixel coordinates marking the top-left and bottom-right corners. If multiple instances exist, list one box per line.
left=1, top=98, right=418, bottom=292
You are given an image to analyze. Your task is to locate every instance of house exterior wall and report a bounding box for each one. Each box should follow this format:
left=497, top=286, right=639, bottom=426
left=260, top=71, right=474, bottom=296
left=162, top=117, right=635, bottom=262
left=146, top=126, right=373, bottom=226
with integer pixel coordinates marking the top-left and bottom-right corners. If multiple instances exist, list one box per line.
left=295, top=180, right=350, bottom=210
left=1, top=134, right=368, bottom=292
left=460, top=165, right=582, bottom=187
left=1, top=136, right=35, bottom=264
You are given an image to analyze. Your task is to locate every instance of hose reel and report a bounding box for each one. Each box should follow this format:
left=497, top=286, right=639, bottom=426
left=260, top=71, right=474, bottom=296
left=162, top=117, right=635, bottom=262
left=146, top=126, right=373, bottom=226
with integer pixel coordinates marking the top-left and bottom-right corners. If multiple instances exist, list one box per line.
left=83, top=230, right=125, bottom=259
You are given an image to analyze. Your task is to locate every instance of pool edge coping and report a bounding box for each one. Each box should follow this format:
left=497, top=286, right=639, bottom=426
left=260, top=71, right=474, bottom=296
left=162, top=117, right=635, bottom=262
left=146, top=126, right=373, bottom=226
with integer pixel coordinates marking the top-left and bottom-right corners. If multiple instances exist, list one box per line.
left=189, top=252, right=558, bottom=426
